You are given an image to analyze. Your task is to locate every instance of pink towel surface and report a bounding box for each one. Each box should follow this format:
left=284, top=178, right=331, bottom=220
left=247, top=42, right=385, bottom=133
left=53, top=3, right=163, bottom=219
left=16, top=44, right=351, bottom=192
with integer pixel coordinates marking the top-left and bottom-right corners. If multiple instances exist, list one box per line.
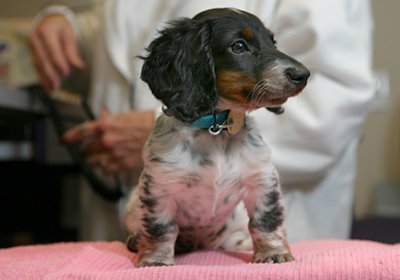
left=0, top=239, right=399, bottom=280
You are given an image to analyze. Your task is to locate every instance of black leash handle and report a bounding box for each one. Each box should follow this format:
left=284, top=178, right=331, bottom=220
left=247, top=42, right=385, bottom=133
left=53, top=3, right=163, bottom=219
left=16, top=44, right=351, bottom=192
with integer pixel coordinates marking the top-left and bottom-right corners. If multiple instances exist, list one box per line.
left=28, top=85, right=124, bottom=201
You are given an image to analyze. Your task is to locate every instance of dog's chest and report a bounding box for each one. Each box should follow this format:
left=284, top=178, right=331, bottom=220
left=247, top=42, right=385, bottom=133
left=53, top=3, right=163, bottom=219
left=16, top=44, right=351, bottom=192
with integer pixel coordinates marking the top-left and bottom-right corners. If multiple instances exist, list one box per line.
left=145, top=117, right=271, bottom=226
left=172, top=173, right=243, bottom=228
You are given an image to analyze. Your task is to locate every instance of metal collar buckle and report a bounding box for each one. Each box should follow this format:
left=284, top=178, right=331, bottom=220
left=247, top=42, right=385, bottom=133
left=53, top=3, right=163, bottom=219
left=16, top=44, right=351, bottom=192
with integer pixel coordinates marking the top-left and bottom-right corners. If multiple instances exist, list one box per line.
left=208, top=112, right=233, bottom=136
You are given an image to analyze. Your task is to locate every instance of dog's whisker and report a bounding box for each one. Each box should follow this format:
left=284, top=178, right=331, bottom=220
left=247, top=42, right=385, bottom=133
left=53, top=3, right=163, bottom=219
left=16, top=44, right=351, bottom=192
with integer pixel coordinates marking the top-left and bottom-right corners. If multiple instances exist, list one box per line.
left=247, top=80, right=268, bottom=105
left=250, top=80, right=266, bottom=96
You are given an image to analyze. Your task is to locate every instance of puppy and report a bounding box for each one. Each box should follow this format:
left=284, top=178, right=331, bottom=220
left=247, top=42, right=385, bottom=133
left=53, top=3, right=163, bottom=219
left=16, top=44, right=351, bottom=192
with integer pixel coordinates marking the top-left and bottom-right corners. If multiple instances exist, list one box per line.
left=124, top=8, right=310, bottom=267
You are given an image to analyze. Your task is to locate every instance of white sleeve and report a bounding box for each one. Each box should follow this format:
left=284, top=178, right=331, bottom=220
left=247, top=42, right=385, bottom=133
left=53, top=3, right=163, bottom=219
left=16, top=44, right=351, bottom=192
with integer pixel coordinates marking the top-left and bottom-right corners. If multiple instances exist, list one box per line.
left=30, top=4, right=103, bottom=95
left=30, top=5, right=81, bottom=36
left=255, top=0, right=375, bottom=186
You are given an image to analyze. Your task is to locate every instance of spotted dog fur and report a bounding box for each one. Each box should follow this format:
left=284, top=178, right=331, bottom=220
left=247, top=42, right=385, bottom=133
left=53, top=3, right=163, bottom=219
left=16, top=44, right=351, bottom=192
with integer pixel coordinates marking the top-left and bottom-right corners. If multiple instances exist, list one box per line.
left=124, top=8, right=309, bottom=267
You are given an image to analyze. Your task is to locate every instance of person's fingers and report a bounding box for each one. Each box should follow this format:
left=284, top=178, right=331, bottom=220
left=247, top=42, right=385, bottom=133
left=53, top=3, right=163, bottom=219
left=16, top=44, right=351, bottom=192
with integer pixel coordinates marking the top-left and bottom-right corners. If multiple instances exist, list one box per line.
left=90, top=152, right=143, bottom=174
left=101, top=107, right=110, bottom=115
left=102, top=132, right=146, bottom=150
left=32, top=57, right=53, bottom=92
left=90, top=153, right=110, bottom=168
left=82, top=138, right=139, bottom=157
left=59, top=114, right=116, bottom=145
left=29, top=33, right=61, bottom=92
left=59, top=121, right=101, bottom=144
left=41, top=30, right=70, bottom=77
left=62, top=30, right=86, bottom=69
left=28, top=14, right=87, bottom=93
left=82, top=139, right=109, bottom=155
left=106, top=153, right=143, bottom=173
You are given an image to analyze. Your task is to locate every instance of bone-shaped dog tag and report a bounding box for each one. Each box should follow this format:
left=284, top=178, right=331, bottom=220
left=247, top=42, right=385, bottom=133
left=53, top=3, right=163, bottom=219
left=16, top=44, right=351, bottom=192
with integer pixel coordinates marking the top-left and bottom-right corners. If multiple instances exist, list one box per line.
left=227, top=111, right=245, bottom=135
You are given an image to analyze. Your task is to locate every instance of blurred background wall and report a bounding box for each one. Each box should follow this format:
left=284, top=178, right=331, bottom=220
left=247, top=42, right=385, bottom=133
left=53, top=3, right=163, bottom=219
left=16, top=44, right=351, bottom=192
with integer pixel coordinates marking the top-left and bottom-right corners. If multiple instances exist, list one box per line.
left=0, top=0, right=94, bottom=17
left=355, top=0, right=400, bottom=219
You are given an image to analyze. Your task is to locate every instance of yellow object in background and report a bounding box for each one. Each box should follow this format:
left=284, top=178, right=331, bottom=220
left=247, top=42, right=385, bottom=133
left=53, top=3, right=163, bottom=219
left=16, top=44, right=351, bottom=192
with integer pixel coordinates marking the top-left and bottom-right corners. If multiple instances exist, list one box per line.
left=0, top=18, right=38, bottom=88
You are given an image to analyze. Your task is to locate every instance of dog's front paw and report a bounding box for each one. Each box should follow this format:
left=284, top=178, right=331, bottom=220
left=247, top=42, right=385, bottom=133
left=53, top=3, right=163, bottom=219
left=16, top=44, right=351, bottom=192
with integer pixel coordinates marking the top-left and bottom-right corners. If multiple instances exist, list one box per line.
left=126, top=232, right=140, bottom=253
left=252, top=251, right=294, bottom=264
left=136, top=240, right=176, bottom=268
left=137, top=256, right=175, bottom=268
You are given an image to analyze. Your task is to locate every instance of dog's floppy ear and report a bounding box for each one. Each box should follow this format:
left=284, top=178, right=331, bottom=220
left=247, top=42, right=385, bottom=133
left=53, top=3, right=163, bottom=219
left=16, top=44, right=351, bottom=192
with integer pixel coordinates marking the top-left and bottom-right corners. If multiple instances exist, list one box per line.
left=140, top=18, right=217, bottom=123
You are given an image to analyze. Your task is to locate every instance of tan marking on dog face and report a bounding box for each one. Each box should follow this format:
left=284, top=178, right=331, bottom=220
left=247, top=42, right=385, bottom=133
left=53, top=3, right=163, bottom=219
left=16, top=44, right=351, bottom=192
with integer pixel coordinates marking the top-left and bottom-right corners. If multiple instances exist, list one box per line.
left=269, top=30, right=275, bottom=38
left=216, top=70, right=291, bottom=110
left=242, top=28, right=254, bottom=39
left=216, top=70, right=257, bottom=104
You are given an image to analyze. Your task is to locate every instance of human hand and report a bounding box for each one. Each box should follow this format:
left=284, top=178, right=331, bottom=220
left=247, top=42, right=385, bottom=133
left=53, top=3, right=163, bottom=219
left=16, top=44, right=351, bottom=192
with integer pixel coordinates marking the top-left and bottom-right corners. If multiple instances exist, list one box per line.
left=60, top=110, right=155, bottom=174
left=29, top=14, right=86, bottom=93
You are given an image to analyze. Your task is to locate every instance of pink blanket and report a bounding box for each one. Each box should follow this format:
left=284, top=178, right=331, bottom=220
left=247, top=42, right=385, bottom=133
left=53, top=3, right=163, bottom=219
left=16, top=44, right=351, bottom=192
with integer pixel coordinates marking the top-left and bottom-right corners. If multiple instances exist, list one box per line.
left=0, top=239, right=399, bottom=279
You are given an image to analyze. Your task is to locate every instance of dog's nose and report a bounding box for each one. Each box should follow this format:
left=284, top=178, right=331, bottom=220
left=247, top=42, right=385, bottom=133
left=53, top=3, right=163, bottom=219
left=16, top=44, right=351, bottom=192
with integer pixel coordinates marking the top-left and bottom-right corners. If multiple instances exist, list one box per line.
left=286, top=67, right=310, bottom=87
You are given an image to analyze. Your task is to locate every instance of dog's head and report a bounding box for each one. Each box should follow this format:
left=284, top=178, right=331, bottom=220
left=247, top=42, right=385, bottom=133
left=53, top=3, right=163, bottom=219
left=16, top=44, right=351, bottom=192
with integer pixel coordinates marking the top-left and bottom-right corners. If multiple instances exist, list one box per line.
left=140, top=8, right=310, bottom=123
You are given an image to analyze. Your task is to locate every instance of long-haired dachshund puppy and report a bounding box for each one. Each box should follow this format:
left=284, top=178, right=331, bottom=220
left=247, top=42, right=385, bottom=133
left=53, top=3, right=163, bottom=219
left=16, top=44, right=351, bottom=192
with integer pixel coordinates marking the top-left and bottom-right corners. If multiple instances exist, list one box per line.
left=124, top=8, right=310, bottom=267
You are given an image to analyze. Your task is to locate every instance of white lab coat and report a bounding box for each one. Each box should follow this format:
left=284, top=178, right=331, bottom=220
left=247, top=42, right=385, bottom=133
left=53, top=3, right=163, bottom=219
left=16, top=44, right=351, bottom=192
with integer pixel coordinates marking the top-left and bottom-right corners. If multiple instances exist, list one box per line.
left=51, top=0, right=375, bottom=243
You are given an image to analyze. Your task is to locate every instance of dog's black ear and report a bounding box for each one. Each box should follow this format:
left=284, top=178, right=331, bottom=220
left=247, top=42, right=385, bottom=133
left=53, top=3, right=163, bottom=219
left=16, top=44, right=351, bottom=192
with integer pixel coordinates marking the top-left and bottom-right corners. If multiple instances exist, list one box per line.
left=140, top=18, right=217, bottom=123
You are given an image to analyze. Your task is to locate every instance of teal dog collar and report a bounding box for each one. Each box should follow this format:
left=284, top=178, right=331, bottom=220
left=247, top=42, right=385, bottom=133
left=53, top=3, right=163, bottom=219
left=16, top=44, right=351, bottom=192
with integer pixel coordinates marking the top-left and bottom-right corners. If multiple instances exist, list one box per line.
left=191, top=110, right=231, bottom=135
left=191, top=110, right=230, bottom=128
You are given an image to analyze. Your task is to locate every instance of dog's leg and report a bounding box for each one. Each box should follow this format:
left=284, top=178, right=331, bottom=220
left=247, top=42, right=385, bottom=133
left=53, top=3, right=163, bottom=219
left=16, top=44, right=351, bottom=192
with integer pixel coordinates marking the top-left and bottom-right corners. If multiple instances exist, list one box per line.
left=135, top=230, right=177, bottom=267
left=243, top=169, right=294, bottom=263
left=129, top=173, right=178, bottom=267
left=220, top=201, right=253, bottom=251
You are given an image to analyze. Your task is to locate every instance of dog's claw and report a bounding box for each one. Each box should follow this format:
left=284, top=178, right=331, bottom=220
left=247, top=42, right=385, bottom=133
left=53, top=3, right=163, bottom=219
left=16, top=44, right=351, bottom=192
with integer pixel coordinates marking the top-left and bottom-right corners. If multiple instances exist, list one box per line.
left=137, top=261, right=173, bottom=268
left=252, top=252, right=294, bottom=264
left=137, top=259, right=175, bottom=268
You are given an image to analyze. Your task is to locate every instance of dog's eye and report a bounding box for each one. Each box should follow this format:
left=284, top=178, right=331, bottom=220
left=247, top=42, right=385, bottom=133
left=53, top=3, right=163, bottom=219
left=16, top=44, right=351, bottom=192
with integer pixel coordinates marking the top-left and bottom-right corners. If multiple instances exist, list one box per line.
left=231, top=41, right=248, bottom=54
